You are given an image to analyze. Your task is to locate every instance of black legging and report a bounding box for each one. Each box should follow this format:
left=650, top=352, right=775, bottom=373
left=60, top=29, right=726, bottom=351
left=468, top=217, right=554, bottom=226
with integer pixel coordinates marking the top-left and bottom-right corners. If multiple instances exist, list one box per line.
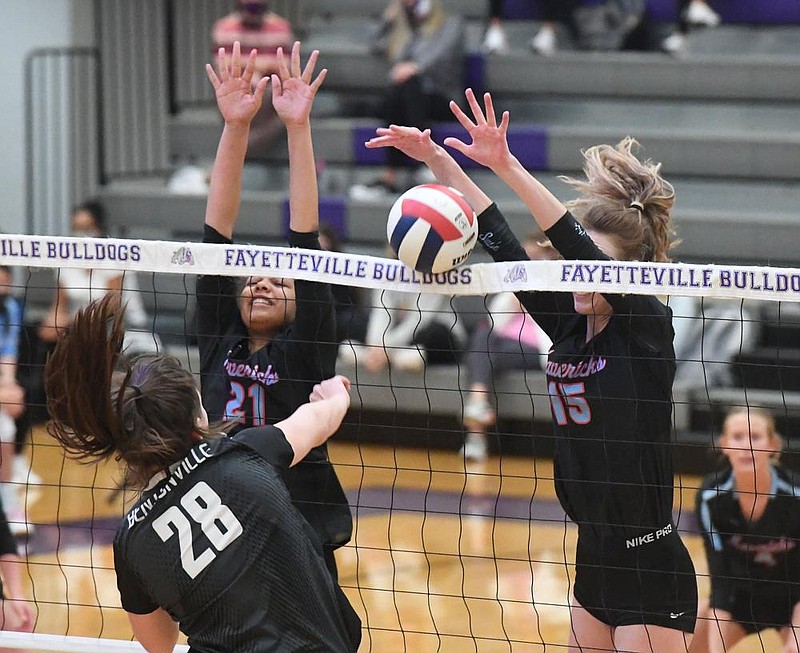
left=381, top=75, right=452, bottom=169
left=677, top=0, right=693, bottom=34
left=489, top=0, right=578, bottom=22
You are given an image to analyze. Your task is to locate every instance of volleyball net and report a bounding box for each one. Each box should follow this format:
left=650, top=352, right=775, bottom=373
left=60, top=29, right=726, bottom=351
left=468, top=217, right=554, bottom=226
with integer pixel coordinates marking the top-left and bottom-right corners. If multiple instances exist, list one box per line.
left=0, top=233, right=798, bottom=651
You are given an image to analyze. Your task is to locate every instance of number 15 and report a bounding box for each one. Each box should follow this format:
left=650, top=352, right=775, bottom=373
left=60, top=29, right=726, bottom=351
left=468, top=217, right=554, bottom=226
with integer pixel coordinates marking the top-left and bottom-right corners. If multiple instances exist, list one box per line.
left=548, top=381, right=591, bottom=426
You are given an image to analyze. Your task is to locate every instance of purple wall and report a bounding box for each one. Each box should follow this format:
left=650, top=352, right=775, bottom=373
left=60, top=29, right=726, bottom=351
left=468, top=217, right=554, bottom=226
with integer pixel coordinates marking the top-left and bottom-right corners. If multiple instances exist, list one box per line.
left=502, top=0, right=800, bottom=24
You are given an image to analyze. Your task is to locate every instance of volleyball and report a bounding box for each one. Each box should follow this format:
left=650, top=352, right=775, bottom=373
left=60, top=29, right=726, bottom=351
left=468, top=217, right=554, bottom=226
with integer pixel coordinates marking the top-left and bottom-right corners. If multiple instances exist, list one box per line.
left=386, top=184, right=478, bottom=274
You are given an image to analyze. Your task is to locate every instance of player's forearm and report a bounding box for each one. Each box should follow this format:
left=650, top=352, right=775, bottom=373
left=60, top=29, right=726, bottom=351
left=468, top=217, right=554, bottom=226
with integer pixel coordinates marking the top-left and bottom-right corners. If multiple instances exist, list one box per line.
left=129, top=609, right=180, bottom=653
left=0, top=555, right=25, bottom=600
left=491, top=155, right=566, bottom=232
left=204, top=122, right=250, bottom=239
left=425, top=146, right=493, bottom=214
left=286, top=123, right=318, bottom=233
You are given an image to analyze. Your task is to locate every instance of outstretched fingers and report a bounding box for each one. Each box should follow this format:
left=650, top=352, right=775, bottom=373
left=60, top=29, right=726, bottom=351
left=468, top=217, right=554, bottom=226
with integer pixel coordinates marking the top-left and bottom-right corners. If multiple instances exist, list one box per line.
left=449, top=99, right=476, bottom=132
left=205, top=63, right=221, bottom=90
left=242, top=47, right=258, bottom=85
left=231, top=40, right=242, bottom=80
left=464, top=88, right=488, bottom=126
left=290, top=40, right=302, bottom=78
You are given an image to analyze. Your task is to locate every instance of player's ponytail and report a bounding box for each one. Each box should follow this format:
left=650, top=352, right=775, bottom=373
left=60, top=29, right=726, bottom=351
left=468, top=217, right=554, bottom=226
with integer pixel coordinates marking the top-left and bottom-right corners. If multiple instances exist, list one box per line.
left=45, top=295, right=208, bottom=488
left=559, top=136, right=679, bottom=262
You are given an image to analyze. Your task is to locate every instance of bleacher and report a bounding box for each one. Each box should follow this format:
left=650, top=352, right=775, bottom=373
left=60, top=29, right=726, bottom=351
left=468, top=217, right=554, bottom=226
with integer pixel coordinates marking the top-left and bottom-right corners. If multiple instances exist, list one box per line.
left=82, top=0, right=800, bottom=466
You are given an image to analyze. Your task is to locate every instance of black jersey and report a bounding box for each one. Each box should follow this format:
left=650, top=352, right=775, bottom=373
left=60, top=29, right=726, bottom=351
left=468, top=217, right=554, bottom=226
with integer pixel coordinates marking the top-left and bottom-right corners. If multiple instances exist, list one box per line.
left=477, top=205, right=676, bottom=538
left=196, top=225, right=351, bottom=550
left=114, top=431, right=360, bottom=652
left=697, top=465, right=800, bottom=603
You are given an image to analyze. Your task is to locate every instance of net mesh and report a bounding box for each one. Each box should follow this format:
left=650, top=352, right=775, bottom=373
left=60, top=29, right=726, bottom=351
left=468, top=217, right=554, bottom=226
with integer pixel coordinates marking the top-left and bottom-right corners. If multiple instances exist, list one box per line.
left=0, top=234, right=797, bottom=652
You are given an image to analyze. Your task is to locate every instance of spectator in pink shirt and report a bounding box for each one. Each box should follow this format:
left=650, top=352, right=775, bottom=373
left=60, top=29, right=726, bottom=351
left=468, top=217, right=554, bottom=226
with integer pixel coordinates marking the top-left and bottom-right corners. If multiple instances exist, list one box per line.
left=212, top=0, right=294, bottom=159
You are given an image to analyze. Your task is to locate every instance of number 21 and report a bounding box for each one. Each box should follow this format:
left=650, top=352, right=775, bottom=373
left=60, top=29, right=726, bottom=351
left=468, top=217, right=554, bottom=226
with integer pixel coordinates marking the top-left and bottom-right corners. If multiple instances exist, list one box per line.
left=548, top=381, right=591, bottom=426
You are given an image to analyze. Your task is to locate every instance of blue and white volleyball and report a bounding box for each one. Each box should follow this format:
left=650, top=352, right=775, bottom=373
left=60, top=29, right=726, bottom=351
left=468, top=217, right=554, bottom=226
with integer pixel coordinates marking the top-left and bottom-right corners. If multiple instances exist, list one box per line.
left=386, top=184, right=478, bottom=274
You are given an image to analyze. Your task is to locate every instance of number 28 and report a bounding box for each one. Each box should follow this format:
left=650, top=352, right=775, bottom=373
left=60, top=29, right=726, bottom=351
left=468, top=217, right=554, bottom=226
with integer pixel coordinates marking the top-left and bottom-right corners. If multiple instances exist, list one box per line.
left=548, top=381, right=591, bottom=426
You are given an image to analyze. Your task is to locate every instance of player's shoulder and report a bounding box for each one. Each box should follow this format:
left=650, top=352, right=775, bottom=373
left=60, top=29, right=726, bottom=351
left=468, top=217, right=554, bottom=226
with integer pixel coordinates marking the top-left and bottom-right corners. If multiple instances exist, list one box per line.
left=698, top=466, right=733, bottom=494
left=774, top=464, right=800, bottom=498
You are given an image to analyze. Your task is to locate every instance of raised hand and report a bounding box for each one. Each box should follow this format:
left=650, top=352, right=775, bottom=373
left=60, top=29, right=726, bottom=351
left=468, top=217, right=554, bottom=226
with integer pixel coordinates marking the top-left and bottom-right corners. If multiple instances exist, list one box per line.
left=364, top=125, right=439, bottom=165
left=271, top=41, right=327, bottom=128
left=443, top=88, right=513, bottom=171
left=206, top=41, right=268, bottom=126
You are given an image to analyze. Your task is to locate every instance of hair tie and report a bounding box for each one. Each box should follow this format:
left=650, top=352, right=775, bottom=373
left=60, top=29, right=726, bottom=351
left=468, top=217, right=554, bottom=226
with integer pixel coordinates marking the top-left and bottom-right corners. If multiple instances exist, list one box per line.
left=130, top=385, right=143, bottom=399
left=630, top=201, right=644, bottom=212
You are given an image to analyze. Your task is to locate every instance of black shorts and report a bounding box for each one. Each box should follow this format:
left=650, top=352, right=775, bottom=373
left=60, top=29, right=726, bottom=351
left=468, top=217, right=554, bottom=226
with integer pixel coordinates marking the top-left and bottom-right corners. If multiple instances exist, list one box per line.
left=573, top=523, right=698, bottom=633
left=711, top=587, right=800, bottom=635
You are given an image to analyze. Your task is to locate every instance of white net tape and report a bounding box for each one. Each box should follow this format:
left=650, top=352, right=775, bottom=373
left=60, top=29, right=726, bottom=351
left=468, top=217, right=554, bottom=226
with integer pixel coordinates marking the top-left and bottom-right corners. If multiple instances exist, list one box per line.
left=1, top=234, right=798, bottom=300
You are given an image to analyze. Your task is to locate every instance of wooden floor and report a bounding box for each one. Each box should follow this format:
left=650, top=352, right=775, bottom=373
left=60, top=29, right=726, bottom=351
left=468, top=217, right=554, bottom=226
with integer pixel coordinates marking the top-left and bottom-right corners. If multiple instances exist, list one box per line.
left=12, top=426, right=781, bottom=652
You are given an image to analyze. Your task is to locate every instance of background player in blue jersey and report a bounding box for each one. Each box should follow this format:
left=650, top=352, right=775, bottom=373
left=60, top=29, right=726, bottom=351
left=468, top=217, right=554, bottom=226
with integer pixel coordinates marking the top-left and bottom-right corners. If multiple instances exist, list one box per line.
left=364, top=89, right=697, bottom=652
left=43, top=296, right=360, bottom=652
left=690, top=407, right=800, bottom=653
left=196, top=41, right=352, bottom=576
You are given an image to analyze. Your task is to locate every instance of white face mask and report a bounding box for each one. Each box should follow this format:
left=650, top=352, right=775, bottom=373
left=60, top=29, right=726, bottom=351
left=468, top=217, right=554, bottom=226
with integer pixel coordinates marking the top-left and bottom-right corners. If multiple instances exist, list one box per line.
left=405, top=0, right=431, bottom=22
left=71, top=229, right=98, bottom=238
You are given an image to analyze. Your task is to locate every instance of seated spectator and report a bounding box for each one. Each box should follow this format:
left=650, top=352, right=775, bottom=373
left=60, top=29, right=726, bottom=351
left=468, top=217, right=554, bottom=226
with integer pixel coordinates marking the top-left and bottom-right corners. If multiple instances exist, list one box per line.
left=38, top=201, right=158, bottom=355
left=529, top=0, right=580, bottom=56
left=212, top=0, right=294, bottom=159
left=482, top=0, right=510, bottom=54
left=663, top=0, right=722, bottom=54
left=317, top=224, right=371, bottom=347
left=460, top=234, right=556, bottom=462
left=671, top=295, right=756, bottom=389
left=349, top=0, right=465, bottom=201
left=0, top=268, right=27, bottom=535
left=360, top=258, right=466, bottom=372
left=23, top=202, right=160, bottom=429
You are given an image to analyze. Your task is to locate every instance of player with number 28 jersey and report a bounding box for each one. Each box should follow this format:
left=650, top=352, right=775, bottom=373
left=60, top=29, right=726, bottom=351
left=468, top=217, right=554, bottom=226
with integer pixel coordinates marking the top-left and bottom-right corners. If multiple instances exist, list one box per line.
left=114, top=429, right=359, bottom=651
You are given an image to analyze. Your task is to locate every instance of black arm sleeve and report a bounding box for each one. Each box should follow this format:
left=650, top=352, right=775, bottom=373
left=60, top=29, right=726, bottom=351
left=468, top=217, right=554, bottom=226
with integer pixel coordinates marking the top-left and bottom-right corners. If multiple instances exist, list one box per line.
left=286, top=230, right=337, bottom=378
left=196, top=224, right=242, bottom=343
left=477, top=203, right=573, bottom=339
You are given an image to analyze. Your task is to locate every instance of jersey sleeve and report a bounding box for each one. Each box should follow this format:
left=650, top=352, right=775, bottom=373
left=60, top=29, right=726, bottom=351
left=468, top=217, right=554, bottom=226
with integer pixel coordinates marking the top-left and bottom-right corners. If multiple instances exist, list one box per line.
left=695, top=475, right=732, bottom=597
left=545, top=211, right=672, bottom=350
left=476, top=203, right=572, bottom=340
left=233, top=425, right=295, bottom=472
left=196, top=225, right=242, bottom=354
left=114, top=540, right=160, bottom=615
left=285, top=230, right=337, bottom=377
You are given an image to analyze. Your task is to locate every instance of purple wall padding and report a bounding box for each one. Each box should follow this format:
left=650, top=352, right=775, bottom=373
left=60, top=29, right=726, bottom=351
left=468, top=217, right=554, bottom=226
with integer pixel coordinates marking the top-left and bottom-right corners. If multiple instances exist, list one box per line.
left=432, top=124, right=549, bottom=171
left=503, top=0, right=800, bottom=24
left=353, top=126, right=386, bottom=165
left=501, top=0, right=540, bottom=20
left=282, top=196, right=348, bottom=240
left=465, top=52, right=486, bottom=94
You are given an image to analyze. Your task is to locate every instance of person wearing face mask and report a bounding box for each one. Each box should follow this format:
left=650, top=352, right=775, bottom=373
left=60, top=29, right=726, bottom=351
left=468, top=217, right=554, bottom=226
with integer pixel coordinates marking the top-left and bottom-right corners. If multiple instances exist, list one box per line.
left=212, top=0, right=294, bottom=160
left=349, top=0, right=466, bottom=201
left=37, top=201, right=155, bottom=353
